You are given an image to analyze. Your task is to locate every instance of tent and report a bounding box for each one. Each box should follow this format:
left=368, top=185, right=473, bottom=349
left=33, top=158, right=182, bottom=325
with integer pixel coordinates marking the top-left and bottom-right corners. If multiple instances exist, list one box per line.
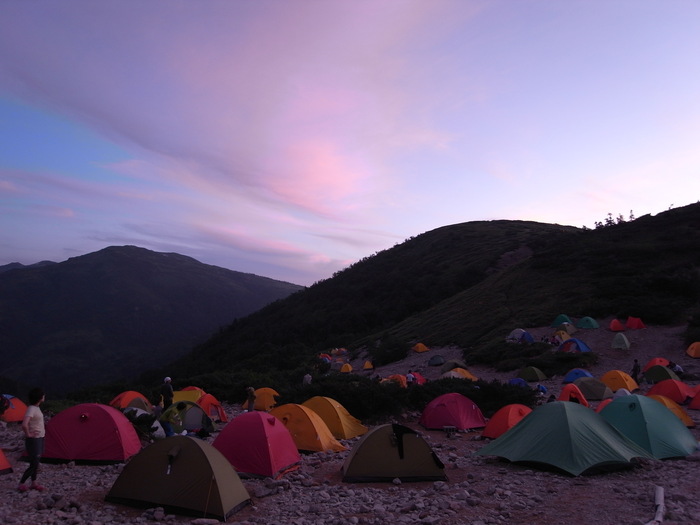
left=575, top=316, right=599, bottom=329
left=689, top=393, right=700, bottom=411
left=643, top=357, right=670, bottom=372
left=0, top=394, right=28, bottom=423
left=609, top=319, right=625, bottom=332
left=552, top=330, right=571, bottom=344
left=441, top=367, right=478, bottom=381
left=558, top=338, right=592, bottom=353
left=197, top=393, right=228, bottom=423
left=161, top=401, right=216, bottom=435
left=625, top=316, right=646, bottom=329
left=383, top=374, right=408, bottom=388
left=595, top=399, right=613, bottom=413
left=481, top=404, right=532, bottom=439
left=412, top=343, right=430, bottom=353
left=42, top=403, right=141, bottom=464
left=600, top=395, right=698, bottom=459
left=362, top=361, right=374, bottom=370
left=302, top=396, right=368, bottom=439
left=647, top=396, right=695, bottom=427
left=550, top=314, right=572, bottom=327
left=269, top=404, right=347, bottom=453
left=509, top=378, right=528, bottom=388
left=109, top=391, right=152, bottom=413
left=517, top=366, right=547, bottom=382
left=123, top=407, right=166, bottom=440
left=341, top=423, right=446, bottom=482
left=412, top=371, right=428, bottom=385
left=643, top=365, right=679, bottom=384
left=172, top=389, right=203, bottom=404
left=506, top=328, right=534, bottom=344
left=0, top=449, right=13, bottom=475
left=340, top=363, right=353, bottom=373
left=427, top=355, right=446, bottom=366
left=646, top=380, right=695, bottom=405
left=562, top=368, right=593, bottom=384
left=614, top=388, right=632, bottom=398
left=419, top=393, right=486, bottom=431
left=687, top=342, right=700, bottom=358
left=243, top=387, right=280, bottom=411
left=475, top=401, right=653, bottom=476
left=573, top=377, right=613, bottom=401
left=600, top=370, right=638, bottom=392
left=556, top=322, right=577, bottom=335
left=611, top=333, right=631, bottom=350
left=439, top=359, right=470, bottom=374
left=106, top=436, right=250, bottom=520
left=212, top=411, right=300, bottom=479
left=558, top=384, right=589, bottom=407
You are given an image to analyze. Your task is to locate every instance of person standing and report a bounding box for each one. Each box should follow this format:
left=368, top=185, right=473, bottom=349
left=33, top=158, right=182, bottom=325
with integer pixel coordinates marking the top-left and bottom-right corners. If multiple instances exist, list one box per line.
left=19, top=388, right=46, bottom=492
left=302, top=373, right=312, bottom=386
left=159, top=401, right=187, bottom=437
left=245, top=387, right=256, bottom=412
left=630, top=359, right=641, bottom=383
left=161, top=377, right=174, bottom=409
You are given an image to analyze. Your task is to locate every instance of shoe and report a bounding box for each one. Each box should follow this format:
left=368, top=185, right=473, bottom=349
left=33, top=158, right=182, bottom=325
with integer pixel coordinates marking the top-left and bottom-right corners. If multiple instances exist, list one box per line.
left=30, top=483, right=45, bottom=491
left=18, top=484, right=29, bottom=493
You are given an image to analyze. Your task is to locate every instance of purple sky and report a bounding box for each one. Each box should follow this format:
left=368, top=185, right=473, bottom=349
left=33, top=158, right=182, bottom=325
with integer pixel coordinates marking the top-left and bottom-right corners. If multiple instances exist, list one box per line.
left=2, top=1, right=699, bottom=285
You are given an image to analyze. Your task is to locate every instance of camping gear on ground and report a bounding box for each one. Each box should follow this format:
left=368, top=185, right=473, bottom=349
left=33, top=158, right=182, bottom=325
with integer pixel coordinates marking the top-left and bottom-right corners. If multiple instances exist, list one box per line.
left=481, top=404, right=532, bottom=439
left=213, top=411, right=300, bottom=479
left=302, top=396, right=368, bottom=439
left=600, top=395, right=698, bottom=459
left=269, top=403, right=346, bottom=452
left=106, top=435, right=250, bottom=520
left=341, top=423, right=446, bottom=482
left=419, top=393, right=486, bottom=431
left=475, top=401, right=653, bottom=476
left=123, top=407, right=166, bottom=440
left=42, top=403, right=141, bottom=464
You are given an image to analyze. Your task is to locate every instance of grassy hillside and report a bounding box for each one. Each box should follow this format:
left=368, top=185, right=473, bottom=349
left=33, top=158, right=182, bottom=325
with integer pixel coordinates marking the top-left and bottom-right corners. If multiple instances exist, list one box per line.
left=150, top=203, right=699, bottom=404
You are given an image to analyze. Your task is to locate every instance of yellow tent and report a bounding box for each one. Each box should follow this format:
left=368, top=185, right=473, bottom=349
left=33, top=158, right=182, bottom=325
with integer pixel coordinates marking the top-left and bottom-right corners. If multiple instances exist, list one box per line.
left=173, top=388, right=204, bottom=403
left=340, top=363, right=353, bottom=373
left=441, top=367, right=478, bottom=381
left=302, top=396, right=368, bottom=439
left=362, top=361, right=374, bottom=370
left=242, top=387, right=280, bottom=412
left=647, top=395, right=695, bottom=428
left=270, top=404, right=347, bottom=452
left=412, top=343, right=430, bottom=353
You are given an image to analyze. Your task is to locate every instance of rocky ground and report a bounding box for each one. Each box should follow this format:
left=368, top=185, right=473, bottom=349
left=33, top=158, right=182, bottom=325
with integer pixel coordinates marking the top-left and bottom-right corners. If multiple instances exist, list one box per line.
left=1, top=321, right=699, bottom=525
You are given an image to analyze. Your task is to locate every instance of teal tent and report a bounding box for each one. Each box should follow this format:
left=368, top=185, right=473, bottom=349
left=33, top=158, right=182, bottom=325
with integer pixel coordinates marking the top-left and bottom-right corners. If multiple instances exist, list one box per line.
left=575, top=316, right=599, bottom=329
left=550, top=314, right=572, bottom=327
left=476, top=402, right=652, bottom=476
left=600, top=395, right=698, bottom=459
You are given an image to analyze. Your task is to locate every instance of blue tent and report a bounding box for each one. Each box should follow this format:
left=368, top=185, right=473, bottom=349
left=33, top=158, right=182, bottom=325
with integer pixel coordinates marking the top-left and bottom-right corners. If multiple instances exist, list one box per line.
left=563, top=368, right=594, bottom=384
left=508, top=378, right=528, bottom=388
left=558, top=338, right=592, bottom=353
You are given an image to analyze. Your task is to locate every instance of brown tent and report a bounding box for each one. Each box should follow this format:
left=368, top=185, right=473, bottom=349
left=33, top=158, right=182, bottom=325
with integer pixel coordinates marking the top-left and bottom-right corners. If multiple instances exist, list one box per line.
left=106, top=436, right=250, bottom=520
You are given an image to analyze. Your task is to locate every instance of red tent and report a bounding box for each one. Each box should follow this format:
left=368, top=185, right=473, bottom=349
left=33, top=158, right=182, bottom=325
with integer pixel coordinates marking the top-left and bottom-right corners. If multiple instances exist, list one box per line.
left=213, top=411, right=300, bottom=479
left=643, top=357, right=670, bottom=373
left=558, top=383, right=589, bottom=407
left=109, top=391, right=152, bottom=412
left=0, top=449, right=13, bottom=475
left=609, top=319, right=625, bottom=332
left=646, top=380, right=695, bottom=405
left=625, top=316, right=646, bottom=329
left=595, top=398, right=614, bottom=413
left=412, top=371, right=428, bottom=385
left=482, top=404, right=531, bottom=439
left=419, top=393, right=486, bottom=431
left=43, top=403, right=141, bottom=463
left=197, top=393, right=228, bottom=423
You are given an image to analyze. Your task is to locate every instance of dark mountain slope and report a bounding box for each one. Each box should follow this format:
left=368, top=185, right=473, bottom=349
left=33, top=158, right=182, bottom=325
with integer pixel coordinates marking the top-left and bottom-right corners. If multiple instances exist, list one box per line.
left=0, top=246, right=302, bottom=395
left=166, top=203, right=700, bottom=386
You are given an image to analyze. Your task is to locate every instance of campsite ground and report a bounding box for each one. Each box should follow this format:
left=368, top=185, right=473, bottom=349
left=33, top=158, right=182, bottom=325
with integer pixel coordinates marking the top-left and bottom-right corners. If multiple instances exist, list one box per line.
left=1, top=321, right=699, bottom=524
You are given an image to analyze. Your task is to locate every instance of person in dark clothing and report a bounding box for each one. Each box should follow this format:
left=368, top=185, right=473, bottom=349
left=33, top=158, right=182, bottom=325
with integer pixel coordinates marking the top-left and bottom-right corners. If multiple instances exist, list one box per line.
left=630, top=359, right=641, bottom=383
left=161, top=377, right=174, bottom=409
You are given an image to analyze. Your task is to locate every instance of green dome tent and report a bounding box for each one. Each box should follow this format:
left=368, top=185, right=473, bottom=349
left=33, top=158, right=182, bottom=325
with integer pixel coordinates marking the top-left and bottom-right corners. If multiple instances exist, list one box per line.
left=476, top=402, right=652, bottom=476
left=600, top=395, right=698, bottom=459
left=575, top=316, right=599, bottom=329
left=517, top=366, right=547, bottom=382
left=573, top=377, right=614, bottom=401
left=644, top=365, right=680, bottom=385
left=550, top=314, right=572, bottom=327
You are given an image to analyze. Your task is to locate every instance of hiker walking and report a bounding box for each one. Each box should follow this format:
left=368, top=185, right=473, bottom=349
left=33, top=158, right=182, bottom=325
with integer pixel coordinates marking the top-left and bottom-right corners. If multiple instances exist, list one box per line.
left=406, top=370, right=416, bottom=386
left=161, top=376, right=174, bottom=409
left=630, top=359, right=640, bottom=383
left=19, top=387, right=46, bottom=492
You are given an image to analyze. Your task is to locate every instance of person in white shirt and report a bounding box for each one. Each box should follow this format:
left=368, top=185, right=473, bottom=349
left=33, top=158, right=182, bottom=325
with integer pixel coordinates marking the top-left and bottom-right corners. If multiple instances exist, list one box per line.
left=19, top=388, right=46, bottom=492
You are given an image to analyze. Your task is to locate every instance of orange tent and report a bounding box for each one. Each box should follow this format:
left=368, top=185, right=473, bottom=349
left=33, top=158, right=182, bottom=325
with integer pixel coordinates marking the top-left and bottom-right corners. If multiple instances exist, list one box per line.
left=609, top=319, right=625, bottom=331
left=625, top=316, right=646, bottom=329
left=442, top=367, right=478, bottom=381
left=642, top=357, right=670, bottom=373
left=481, top=404, right=532, bottom=439
left=686, top=342, right=700, bottom=358
left=243, top=387, right=280, bottom=412
left=270, top=404, right=347, bottom=453
left=558, top=384, right=589, bottom=407
left=109, top=391, right=152, bottom=413
left=646, top=380, right=695, bottom=405
left=0, top=395, right=28, bottom=423
left=340, top=363, right=353, bottom=373
left=600, top=370, right=638, bottom=392
left=647, top=395, right=695, bottom=427
left=197, top=393, right=228, bottom=423
left=412, top=343, right=430, bottom=353
left=382, top=374, right=408, bottom=388
left=0, top=449, right=13, bottom=475
left=595, top=399, right=614, bottom=413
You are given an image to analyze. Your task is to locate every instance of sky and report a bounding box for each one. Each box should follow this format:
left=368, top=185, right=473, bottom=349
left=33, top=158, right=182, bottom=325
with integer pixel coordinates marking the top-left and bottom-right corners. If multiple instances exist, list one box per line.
left=1, top=1, right=699, bottom=286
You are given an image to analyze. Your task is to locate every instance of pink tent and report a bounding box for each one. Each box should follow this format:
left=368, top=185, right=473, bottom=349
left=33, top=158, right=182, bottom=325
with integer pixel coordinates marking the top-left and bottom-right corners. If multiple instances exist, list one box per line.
left=419, top=393, right=486, bottom=431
